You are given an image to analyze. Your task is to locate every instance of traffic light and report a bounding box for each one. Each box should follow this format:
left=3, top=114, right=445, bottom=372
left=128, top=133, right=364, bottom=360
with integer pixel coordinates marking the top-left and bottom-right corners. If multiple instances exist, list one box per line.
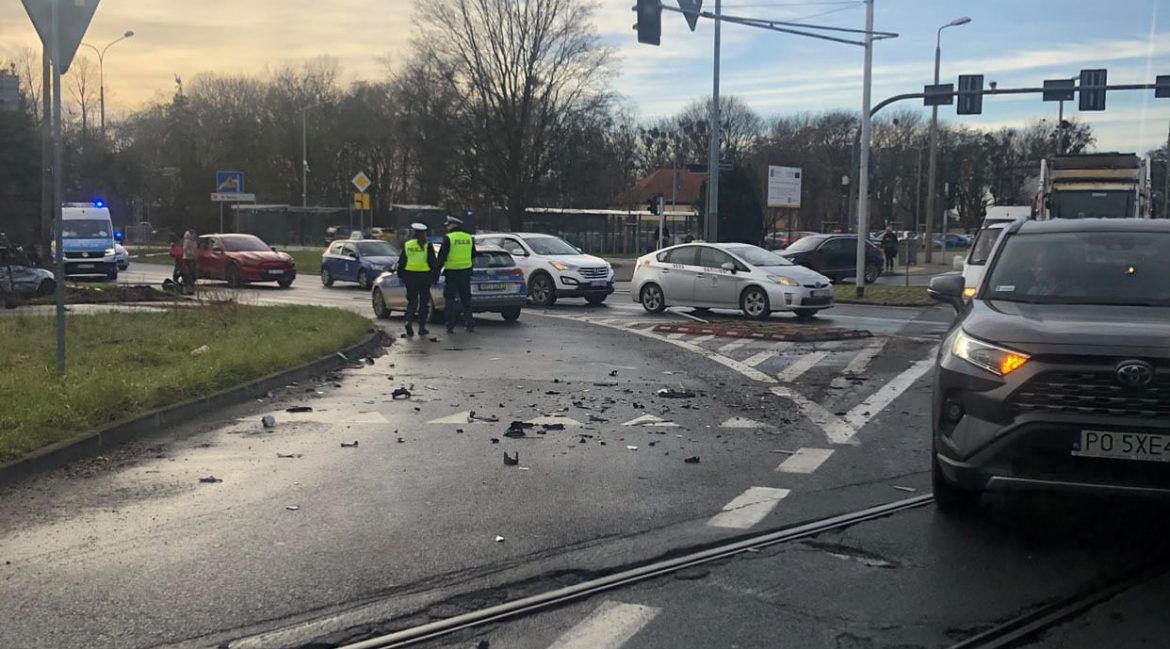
left=923, top=83, right=954, bottom=107
left=1079, top=68, right=1107, bottom=111
left=634, top=0, right=662, bottom=46
left=1156, top=75, right=1170, bottom=99
left=956, top=74, right=984, bottom=115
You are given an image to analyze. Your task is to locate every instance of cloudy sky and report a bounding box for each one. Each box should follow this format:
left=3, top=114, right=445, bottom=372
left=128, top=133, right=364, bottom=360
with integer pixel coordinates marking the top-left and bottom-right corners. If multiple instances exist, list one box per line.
left=2, top=0, right=1167, bottom=152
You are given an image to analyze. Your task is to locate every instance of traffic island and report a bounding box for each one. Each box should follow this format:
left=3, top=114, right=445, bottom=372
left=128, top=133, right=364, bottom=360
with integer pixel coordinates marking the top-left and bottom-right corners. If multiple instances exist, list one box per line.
left=653, top=321, right=872, bottom=342
left=0, top=304, right=377, bottom=479
left=833, top=284, right=935, bottom=307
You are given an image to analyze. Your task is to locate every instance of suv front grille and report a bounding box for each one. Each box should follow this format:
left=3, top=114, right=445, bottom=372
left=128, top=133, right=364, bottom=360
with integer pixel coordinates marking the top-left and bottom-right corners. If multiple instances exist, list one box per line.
left=1013, top=370, right=1170, bottom=419
left=579, top=266, right=608, bottom=279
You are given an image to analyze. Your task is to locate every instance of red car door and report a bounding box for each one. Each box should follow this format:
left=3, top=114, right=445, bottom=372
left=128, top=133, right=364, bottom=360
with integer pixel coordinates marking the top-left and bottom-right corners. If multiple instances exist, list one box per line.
left=202, top=237, right=228, bottom=279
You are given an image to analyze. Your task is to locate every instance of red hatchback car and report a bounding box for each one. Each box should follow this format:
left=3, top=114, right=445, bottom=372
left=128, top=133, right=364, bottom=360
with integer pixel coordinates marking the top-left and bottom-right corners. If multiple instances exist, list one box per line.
left=171, top=234, right=296, bottom=288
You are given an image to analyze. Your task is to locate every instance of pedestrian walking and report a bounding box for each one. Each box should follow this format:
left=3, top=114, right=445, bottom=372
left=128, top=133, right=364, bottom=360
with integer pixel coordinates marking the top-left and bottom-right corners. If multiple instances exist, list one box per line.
left=398, top=223, right=439, bottom=337
left=880, top=226, right=899, bottom=273
left=181, top=229, right=198, bottom=294
left=437, top=215, right=476, bottom=333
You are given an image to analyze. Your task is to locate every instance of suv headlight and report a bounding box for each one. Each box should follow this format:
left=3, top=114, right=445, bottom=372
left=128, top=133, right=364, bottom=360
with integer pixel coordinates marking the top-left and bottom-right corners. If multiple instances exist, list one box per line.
left=550, top=261, right=577, bottom=272
left=768, top=275, right=800, bottom=287
left=104, top=248, right=116, bottom=257
left=952, top=330, right=1029, bottom=376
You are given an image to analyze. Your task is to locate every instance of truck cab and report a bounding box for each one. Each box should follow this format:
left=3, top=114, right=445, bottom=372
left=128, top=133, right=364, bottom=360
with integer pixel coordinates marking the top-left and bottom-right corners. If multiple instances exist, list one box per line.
left=1036, top=153, right=1152, bottom=220
left=59, top=202, right=118, bottom=279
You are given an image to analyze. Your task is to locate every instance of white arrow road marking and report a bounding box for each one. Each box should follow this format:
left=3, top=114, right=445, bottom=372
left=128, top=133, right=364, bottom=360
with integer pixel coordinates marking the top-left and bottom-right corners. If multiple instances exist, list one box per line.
left=707, top=487, right=790, bottom=529
left=427, top=411, right=473, bottom=424
left=771, top=386, right=857, bottom=445
left=621, top=414, right=680, bottom=428
left=776, top=448, right=835, bottom=474
left=830, top=338, right=888, bottom=389
left=720, top=417, right=767, bottom=429
left=777, top=351, right=827, bottom=383
left=546, top=601, right=661, bottom=649
left=527, top=415, right=583, bottom=427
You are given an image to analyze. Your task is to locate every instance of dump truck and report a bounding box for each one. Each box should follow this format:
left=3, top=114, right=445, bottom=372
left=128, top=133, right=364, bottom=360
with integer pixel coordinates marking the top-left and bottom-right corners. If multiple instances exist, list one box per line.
left=1036, top=153, right=1152, bottom=219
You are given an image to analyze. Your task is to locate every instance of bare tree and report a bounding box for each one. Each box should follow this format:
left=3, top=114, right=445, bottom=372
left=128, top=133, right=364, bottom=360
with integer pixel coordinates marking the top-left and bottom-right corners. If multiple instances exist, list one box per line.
left=416, top=0, right=612, bottom=229
left=66, top=56, right=99, bottom=136
left=14, top=48, right=43, bottom=124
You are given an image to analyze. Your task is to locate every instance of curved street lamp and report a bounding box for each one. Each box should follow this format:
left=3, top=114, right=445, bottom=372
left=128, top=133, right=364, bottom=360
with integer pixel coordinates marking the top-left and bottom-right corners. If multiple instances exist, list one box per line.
left=80, top=30, right=135, bottom=135
left=923, top=17, right=971, bottom=263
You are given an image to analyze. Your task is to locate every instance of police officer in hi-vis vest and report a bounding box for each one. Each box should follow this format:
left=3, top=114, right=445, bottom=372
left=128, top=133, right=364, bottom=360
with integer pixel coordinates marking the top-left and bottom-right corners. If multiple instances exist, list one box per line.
left=437, top=215, right=477, bottom=333
left=397, top=222, right=440, bottom=337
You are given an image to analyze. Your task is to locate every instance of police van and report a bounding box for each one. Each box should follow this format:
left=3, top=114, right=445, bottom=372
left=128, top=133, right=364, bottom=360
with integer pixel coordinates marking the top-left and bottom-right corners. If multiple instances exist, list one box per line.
left=59, top=201, right=118, bottom=279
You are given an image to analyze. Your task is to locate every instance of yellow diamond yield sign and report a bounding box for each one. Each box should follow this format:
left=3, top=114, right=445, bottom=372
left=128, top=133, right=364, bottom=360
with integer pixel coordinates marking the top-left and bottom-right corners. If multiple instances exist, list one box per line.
left=351, top=172, right=372, bottom=193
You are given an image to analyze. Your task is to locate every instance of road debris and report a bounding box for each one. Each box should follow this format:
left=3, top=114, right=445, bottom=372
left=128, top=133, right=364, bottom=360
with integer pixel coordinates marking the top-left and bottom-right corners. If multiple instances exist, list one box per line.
left=490, top=438, right=500, bottom=444
left=190, top=345, right=210, bottom=357
left=341, top=441, right=360, bottom=448
left=286, top=406, right=313, bottom=414
left=609, top=370, right=619, bottom=377
left=505, top=421, right=533, bottom=438
left=588, top=414, right=609, bottom=423
left=363, top=357, right=376, bottom=365
left=286, top=505, right=300, bottom=511
left=684, top=456, right=701, bottom=464
left=476, top=640, right=490, bottom=649
left=892, top=485, right=917, bottom=493
left=397, top=437, right=405, bottom=443
left=626, top=445, right=639, bottom=451
left=262, top=415, right=276, bottom=428
left=494, top=535, right=505, bottom=543
left=428, top=337, right=440, bottom=343
left=657, top=388, right=696, bottom=399
left=503, top=452, right=520, bottom=466
left=392, top=387, right=412, bottom=400
left=198, top=476, right=222, bottom=483
left=276, top=453, right=303, bottom=459
left=541, top=423, right=566, bottom=431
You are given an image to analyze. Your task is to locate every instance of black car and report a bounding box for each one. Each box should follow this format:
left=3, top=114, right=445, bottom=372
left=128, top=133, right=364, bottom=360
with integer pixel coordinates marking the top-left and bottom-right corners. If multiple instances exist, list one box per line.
left=324, top=225, right=357, bottom=245
left=928, top=218, right=1170, bottom=514
left=779, top=234, right=885, bottom=284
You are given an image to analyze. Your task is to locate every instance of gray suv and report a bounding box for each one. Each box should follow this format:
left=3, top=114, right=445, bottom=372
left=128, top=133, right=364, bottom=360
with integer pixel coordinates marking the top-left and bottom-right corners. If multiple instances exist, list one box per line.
left=928, top=219, right=1170, bottom=513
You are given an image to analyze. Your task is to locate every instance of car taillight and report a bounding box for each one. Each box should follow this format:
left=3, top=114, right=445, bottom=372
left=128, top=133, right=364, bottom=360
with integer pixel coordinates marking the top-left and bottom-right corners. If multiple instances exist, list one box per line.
left=509, top=268, right=523, bottom=277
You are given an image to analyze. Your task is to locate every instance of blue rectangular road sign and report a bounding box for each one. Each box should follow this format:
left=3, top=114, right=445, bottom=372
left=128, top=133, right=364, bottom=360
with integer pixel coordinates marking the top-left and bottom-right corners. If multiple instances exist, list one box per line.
left=216, top=171, right=245, bottom=194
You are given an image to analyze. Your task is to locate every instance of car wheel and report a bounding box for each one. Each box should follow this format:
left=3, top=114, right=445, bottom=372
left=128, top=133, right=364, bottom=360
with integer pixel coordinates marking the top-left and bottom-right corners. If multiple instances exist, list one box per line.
left=585, top=294, right=607, bottom=306
left=371, top=288, right=391, bottom=319
left=640, top=283, right=666, bottom=314
left=36, top=279, right=55, bottom=297
left=740, top=286, right=771, bottom=320
left=357, top=269, right=371, bottom=290
left=226, top=264, right=242, bottom=289
left=864, top=263, right=880, bottom=284
left=932, top=451, right=980, bottom=515
left=321, top=267, right=334, bottom=287
left=793, top=308, right=818, bottom=319
left=529, top=273, right=556, bottom=307
left=277, top=278, right=294, bottom=289
left=501, top=307, right=521, bottom=323
left=106, top=269, right=118, bottom=282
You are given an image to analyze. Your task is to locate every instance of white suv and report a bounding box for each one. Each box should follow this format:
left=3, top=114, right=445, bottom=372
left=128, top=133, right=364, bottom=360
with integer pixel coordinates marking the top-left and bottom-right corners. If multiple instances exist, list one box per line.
left=475, top=233, right=614, bottom=306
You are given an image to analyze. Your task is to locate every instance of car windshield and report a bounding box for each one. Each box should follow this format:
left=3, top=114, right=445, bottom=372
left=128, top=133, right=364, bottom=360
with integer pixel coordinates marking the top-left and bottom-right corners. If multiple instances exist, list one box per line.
left=1050, top=191, right=1134, bottom=219
left=355, top=241, right=398, bottom=257
left=474, top=251, right=514, bottom=268
left=523, top=236, right=579, bottom=255
left=61, top=220, right=110, bottom=239
left=783, top=236, right=824, bottom=253
left=220, top=235, right=270, bottom=252
left=984, top=231, right=1170, bottom=306
left=724, top=245, right=792, bottom=267
left=968, top=228, right=1004, bottom=265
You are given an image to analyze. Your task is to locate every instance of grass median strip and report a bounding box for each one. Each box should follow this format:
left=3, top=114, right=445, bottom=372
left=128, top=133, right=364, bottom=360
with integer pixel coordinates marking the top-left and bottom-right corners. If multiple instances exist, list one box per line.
left=833, top=284, right=934, bottom=307
left=0, top=304, right=370, bottom=462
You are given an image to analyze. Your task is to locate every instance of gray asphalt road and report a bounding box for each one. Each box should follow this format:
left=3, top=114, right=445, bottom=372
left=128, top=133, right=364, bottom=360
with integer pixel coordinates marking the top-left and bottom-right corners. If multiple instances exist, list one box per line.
left=4, top=263, right=1159, bottom=649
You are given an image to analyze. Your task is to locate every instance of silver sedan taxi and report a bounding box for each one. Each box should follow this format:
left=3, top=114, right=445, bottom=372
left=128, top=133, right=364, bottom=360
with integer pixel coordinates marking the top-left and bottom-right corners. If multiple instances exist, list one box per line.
left=631, top=242, right=835, bottom=319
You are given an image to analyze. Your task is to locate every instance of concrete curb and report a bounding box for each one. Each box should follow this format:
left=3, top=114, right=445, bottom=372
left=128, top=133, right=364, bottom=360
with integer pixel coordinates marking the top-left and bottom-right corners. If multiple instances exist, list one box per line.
left=0, top=330, right=387, bottom=488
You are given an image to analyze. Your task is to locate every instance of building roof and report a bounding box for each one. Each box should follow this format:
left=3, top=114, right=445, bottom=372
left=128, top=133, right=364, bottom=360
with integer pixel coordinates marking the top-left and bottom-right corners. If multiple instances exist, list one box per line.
left=616, top=169, right=706, bottom=206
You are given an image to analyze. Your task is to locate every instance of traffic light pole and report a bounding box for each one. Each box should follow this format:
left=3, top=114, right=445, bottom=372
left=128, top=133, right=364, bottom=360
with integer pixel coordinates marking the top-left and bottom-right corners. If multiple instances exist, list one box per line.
left=853, top=0, right=874, bottom=298
left=705, top=0, right=721, bottom=243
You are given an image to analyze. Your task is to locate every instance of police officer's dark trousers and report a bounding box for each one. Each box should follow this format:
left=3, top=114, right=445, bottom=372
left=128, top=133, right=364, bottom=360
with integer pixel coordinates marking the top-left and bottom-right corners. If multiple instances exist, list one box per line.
left=402, top=271, right=432, bottom=330
left=444, top=269, right=474, bottom=331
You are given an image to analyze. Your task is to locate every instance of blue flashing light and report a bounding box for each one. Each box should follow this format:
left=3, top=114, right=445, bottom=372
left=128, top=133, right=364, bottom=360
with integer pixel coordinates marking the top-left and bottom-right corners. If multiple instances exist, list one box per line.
left=93, top=199, right=105, bottom=208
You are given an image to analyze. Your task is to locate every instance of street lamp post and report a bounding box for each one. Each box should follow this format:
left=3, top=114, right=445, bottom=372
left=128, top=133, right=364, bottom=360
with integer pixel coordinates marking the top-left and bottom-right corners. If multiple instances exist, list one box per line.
left=923, top=16, right=969, bottom=264
left=80, top=30, right=134, bottom=136
left=301, top=101, right=329, bottom=208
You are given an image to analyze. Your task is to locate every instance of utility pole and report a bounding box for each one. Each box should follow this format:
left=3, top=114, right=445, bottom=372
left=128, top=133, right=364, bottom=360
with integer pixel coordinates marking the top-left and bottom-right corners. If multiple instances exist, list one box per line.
left=853, top=0, right=874, bottom=298
left=1164, top=121, right=1169, bottom=219
left=50, top=0, right=66, bottom=375
left=705, top=0, right=722, bottom=243
left=301, top=109, right=309, bottom=208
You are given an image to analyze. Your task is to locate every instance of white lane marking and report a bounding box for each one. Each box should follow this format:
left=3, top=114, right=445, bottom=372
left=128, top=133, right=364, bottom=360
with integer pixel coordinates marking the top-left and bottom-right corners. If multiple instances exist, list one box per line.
left=777, top=352, right=827, bottom=383
left=427, top=411, right=473, bottom=424
left=547, top=601, right=661, bottom=649
left=771, top=386, right=856, bottom=445
left=776, top=448, right=835, bottom=474
left=690, top=334, right=716, bottom=345
left=622, top=414, right=679, bottom=427
left=537, top=314, right=776, bottom=384
left=830, top=339, right=888, bottom=389
left=717, top=339, right=750, bottom=354
left=528, top=415, right=583, bottom=427
left=842, top=354, right=937, bottom=434
left=743, top=350, right=778, bottom=368
left=707, top=487, right=790, bottom=529
left=720, top=416, right=767, bottom=429
left=667, top=332, right=687, bottom=340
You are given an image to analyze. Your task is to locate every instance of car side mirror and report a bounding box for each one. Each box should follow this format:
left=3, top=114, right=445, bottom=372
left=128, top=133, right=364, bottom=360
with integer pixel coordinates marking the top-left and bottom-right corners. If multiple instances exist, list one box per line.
left=929, top=272, right=966, bottom=313
left=721, top=262, right=736, bottom=274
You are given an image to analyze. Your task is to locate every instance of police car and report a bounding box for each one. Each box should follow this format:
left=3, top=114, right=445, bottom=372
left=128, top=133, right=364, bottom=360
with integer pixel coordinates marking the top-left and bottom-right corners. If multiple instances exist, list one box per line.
left=371, top=245, right=527, bottom=323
